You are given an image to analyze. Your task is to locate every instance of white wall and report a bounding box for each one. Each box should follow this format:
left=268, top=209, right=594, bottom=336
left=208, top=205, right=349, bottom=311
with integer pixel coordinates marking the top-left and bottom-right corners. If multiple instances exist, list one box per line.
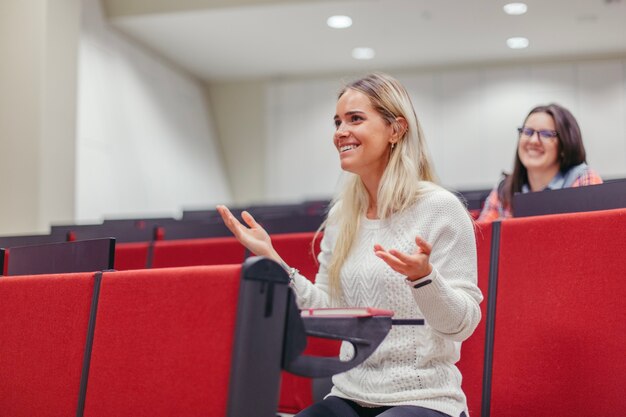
left=265, top=78, right=342, bottom=203
left=265, top=58, right=626, bottom=200
left=76, top=0, right=231, bottom=222
left=0, top=0, right=80, bottom=235
left=205, top=81, right=266, bottom=206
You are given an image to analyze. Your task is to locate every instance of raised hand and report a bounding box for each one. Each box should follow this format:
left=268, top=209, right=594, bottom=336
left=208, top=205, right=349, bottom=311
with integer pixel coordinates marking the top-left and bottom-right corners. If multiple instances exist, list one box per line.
left=373, top=235, right=433, bottom=281
left=216, top=205, right=279, bottom=260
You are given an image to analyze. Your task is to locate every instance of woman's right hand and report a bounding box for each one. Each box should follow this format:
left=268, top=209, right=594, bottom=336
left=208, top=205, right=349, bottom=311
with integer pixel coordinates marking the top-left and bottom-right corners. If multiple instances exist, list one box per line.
left=216, top=205, right=279, bottom=260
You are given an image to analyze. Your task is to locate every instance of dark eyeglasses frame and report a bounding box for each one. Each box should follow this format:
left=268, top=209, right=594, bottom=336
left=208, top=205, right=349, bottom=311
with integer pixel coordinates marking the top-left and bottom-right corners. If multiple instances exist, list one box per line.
left=517, top=127, right=559, bottom=141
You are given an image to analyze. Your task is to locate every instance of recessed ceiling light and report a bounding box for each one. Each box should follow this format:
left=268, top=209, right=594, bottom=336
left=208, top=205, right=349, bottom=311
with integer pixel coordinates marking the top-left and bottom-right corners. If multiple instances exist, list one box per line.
left=352, top=47, right=375, bottom=60
left=327, top=15, right=352, bottom=29
left=506, top=37, right=529, bottom=49
left=503, top=2, right=528, bottom=15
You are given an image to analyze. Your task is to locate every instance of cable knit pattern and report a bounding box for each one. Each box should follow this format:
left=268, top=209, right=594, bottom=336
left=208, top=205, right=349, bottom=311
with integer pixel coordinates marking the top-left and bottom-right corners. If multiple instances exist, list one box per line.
left=291, top=183, right=482, bottom=417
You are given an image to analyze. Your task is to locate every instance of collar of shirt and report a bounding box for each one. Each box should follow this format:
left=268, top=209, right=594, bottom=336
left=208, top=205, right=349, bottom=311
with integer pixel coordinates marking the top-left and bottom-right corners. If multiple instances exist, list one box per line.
left=521, top=171, right=566, bottom=193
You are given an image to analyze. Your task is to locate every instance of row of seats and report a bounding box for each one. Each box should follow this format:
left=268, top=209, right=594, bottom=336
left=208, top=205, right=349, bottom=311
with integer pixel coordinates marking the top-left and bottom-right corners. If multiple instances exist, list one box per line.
left=117, top=233, right=327, bottom=414
left=113, top=208, right=626, bottom=417
left=1, top=208, right=625, bottom=416
left=115, top=232, right=320, bottom=272
left=5, top=179, right=624, bottom=249
left=0, top=216, right=325, bottom=247
left=1, top=260, right=291, bottom=417
left=0, top=257, right=396, bottom=417
left=0, top=200, right=331, bottom=248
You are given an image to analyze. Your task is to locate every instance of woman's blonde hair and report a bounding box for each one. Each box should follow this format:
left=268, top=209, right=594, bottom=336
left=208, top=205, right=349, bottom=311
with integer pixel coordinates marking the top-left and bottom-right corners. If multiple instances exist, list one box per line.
left=324, top=72, right=438, bottom=300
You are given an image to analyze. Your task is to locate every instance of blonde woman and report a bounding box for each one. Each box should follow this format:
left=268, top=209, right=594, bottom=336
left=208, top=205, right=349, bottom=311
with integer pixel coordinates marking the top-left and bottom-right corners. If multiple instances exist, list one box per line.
left=217, top=73, right=482, bottom=417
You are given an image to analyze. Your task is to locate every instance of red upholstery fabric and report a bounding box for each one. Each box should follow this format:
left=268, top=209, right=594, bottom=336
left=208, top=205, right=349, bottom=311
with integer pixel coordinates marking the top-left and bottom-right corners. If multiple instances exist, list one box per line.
left=278, top=374, right=314, bottom=415
left=271, top=232, right=322, bottom=282
left=278, top=335, right=342, bottom=414
left=457, top=221, right=491, bottom=417
left=491, top=208, right=626, bottom=416
left=83, top=265, right=241, bottom=417
left=114, top=241, right=150, bottom=270
left=151, top=236, right=245, bottom=268
left=0, top=273, right=95, bottom=417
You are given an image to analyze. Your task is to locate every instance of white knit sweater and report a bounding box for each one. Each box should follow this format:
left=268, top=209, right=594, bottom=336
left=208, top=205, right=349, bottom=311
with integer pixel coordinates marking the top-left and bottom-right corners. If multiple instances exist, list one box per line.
left=291, top=184, right=483, bottom=417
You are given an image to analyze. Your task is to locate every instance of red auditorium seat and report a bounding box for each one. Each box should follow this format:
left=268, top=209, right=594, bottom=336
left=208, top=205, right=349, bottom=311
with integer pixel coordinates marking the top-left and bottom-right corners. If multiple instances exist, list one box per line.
left=150, top=236, right=245, bottom=268
left=271, top=232, right=322, bottom=281
left=457, top=220, right=492, bottom=417
left=113, top=241, right=151, bottom=270
left=82, top=259, right=293, bottom=417
left=83, top=265, right=243, bottom=416
left=490, top=208, right=626, bottom=416
left=0, top=272, right=97, bottom=416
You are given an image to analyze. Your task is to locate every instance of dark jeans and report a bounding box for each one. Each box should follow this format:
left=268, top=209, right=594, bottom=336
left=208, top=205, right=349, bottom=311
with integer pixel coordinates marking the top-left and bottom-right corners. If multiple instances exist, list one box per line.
left=294, top=396, right=467, bottom=417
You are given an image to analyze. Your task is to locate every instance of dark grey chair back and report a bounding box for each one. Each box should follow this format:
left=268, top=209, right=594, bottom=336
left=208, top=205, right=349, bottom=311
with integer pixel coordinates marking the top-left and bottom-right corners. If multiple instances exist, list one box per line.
left=6, top=238, right=115, bottom=276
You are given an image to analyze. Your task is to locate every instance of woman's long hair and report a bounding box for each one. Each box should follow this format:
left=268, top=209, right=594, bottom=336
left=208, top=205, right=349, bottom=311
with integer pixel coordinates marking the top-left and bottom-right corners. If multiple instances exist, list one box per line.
left=322, top=72, right=437, bottom=300
left=500, top=103, right=587, bottom=211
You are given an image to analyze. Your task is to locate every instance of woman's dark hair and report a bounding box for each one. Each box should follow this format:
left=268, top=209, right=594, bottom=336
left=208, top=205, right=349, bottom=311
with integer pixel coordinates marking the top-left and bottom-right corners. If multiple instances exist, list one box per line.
left=499, top=103, right=587, bottom=211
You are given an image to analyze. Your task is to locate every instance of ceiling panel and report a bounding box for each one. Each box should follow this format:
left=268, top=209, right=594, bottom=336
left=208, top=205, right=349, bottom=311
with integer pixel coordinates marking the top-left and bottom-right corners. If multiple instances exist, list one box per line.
left=106, top=0, right=626, bottom=81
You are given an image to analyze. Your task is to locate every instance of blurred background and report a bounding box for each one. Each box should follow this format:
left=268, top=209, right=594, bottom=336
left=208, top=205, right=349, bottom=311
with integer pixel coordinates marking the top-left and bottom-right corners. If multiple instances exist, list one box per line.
left=1, top=0, right=625, bottom=235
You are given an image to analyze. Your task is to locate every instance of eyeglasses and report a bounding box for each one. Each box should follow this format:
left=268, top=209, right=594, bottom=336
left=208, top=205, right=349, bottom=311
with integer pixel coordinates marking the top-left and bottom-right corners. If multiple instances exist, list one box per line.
left=517, top=127, right=558, bottom=141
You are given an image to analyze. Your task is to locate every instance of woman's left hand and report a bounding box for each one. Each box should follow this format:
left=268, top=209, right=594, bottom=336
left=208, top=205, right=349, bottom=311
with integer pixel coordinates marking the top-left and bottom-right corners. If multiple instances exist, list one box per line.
left=374, top=235, right=433, bottom=281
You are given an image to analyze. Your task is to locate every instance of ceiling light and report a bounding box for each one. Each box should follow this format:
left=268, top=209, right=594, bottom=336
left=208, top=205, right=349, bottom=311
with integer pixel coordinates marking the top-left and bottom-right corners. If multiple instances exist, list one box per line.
left=506, top=37, right=529, bottom=49
left=503, top=3, right=528, bottom=15
left=327, top=15, right=352, bottom=29
left=352, top=47, right=375, bottom=60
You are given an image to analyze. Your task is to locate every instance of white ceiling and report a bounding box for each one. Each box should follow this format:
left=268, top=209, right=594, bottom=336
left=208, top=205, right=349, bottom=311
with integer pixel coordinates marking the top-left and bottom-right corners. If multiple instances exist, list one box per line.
left=105, top=0, right=626, bottom=82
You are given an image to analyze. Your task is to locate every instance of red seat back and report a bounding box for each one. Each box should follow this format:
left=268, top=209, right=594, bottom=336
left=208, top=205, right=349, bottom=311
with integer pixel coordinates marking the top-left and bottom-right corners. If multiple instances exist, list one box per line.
left=114, top=241, right=151, bottom=270
left=490, top=208, right=626, bottom=416
left=457, top=221, right=491, bottom=417
left=0, top=272, right=96, bottom=416
left=83, top=265, right=242, bottom=417
left=151, top=236, right=245, bottom=268
left=271, top=232, right=322, bottom=282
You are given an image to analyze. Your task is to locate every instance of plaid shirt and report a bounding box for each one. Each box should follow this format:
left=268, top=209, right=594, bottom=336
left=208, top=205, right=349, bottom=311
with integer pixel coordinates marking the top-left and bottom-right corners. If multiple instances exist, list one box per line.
left=477, top=164, right=603, bottom=222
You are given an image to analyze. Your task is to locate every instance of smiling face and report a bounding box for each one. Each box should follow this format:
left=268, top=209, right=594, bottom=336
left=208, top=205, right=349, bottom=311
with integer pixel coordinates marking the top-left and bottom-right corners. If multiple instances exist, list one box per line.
left=333, top=89, right=397, bottom=182
left=517, top=111, right=561, bottom=174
